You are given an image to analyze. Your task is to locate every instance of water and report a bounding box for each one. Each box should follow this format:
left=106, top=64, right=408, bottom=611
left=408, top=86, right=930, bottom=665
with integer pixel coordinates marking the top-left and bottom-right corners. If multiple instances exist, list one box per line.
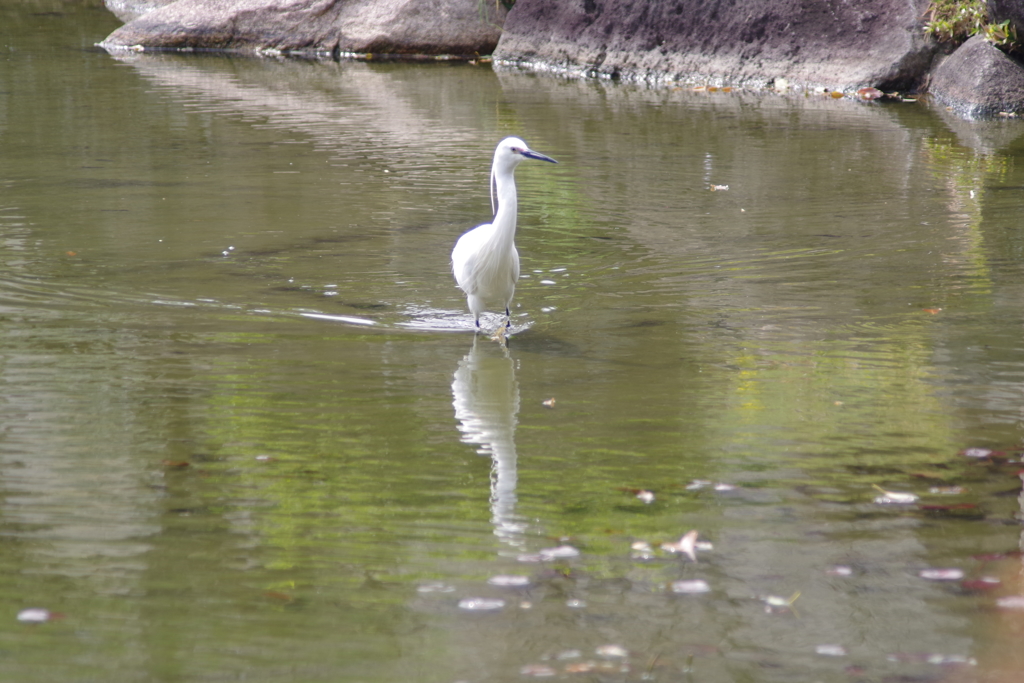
left=4, top=2, right=1024, bottom=681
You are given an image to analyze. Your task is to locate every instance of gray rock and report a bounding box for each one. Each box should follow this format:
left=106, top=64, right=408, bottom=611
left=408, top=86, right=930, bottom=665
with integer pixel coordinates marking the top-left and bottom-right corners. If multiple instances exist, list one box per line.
left=104, top=0, right=177, bottom=23
left=100, top=0, right=506, bottom=56
left=987, top=0, right=1024, bottom=33
left=929, top=34, right=1024, bottom=119
left=493, top=0, right=936, bottom=92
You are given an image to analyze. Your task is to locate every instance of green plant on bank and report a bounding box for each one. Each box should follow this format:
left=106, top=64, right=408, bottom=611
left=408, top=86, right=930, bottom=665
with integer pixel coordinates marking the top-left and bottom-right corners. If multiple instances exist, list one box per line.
left=984, top=19, right=1019, bottom=52
left=923, top=0, right=987, bottom=43
left=924, top=0, right=1021, bottom=52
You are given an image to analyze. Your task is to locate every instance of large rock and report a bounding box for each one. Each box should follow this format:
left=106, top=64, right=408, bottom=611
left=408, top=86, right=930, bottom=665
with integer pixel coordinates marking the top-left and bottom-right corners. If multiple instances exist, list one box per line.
left=100, top=0, right=506, bottom=56
left=105, top=0, right=176, bottom=23
left=929, top=34, right=1024, bottom=119
left=493, top=0, right=936, bottom=92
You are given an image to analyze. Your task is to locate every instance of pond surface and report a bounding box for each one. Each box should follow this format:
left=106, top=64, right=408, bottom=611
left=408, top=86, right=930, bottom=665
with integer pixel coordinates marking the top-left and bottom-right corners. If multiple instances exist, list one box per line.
left=5, top=2, right=1024, bottom=682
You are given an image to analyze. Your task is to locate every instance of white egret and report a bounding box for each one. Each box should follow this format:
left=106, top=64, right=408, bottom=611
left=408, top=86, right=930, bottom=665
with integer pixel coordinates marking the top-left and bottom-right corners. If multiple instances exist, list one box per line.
left=452, top=136, right=557, bottom=335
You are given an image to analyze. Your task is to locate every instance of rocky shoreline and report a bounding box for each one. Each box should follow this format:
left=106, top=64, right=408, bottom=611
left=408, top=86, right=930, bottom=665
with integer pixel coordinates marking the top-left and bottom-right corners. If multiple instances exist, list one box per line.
left=98, top=0, right=1024, bottom=120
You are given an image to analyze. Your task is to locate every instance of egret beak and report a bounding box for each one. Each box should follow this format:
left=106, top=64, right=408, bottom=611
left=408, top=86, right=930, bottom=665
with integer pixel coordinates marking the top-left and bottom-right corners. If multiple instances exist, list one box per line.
left=522, top=149, right=558, bottom=164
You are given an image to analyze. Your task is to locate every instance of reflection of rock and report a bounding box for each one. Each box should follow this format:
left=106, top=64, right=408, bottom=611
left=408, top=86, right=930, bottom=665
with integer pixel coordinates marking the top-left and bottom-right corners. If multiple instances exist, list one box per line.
left=451, top=338, right=525, bottom=548
left=100, top=0, right=506, bottom=56
left=929, top=35, right=1024, bottom=120
left=931, top=101, right=1024, bottom=154
left=494, top=0, right=936, bottom=92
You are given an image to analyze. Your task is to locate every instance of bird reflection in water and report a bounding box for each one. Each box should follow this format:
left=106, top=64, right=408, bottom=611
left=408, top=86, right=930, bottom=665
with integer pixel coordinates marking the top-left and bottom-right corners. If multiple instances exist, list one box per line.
left=451, top=336, right=525, bottom=550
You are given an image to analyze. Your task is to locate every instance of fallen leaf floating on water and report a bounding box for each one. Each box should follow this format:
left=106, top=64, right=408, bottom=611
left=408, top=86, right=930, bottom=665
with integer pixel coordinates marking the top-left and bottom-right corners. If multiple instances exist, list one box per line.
left=961, top=576, right=1002, bottom=591
left=162, top=460, right=190, bottom=469
left=661, top=530, right=700, bottom=562
left=761, top=591, right=801, bottom=614
left=918, top=568, right=965, bottom=581
left=617, top=487, right=655, bottom=504
left=564, top=662, right=595, bottom=674
left=519, top=664, right=557, bottom=678
left=262, top=591, right=294, bottom=602
left=541, top=398, right=556, bottom=408
left=972, top=550, right=1022, bottom=562
left=856, top=87, right=884, bottom=100
left=872, top=484, right=919, bottom=504
left=709, top=184, right=729, bottom=191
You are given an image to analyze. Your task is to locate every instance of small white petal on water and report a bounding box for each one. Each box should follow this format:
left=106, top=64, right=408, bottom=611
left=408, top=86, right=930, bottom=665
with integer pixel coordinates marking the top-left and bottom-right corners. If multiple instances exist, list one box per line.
left=636, top=490, right=655, bottom=504
left=996, top=595, right=1024, bottom=610
left=926, top=654, right=976, bottom=666
left=816, top=644, right=847, bottom=657
left=918, top=568, right=964, bottom=581
left=566, top=599, right=587, bottom=609
left=539, top=545, right=580, bottom=560
left=519, top=664, right=557, bottom=677
left=595, top=644, right=629, bottom=658
left=16, top=608, right=51, bottom=623
left=487, top=575, right=530, bottom=587
left=826, top=565, right=853, bottom=576
left=872, top=485, right=919, bottom=504
left=929, top=486, right=965, bottom=495
left=458, top=597, right=505, bottom=611
left=962, top=448, right=993, bottom=458
left=671, top=579, right=711, bottom=594
left=556, top=649, right=583, bottom=660
left=416, top=582, right=455, bottom=593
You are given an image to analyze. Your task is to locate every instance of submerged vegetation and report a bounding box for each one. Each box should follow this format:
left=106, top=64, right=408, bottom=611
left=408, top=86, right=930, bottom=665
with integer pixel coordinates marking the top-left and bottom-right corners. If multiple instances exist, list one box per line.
left=924, top=0, right=1020, bottom=53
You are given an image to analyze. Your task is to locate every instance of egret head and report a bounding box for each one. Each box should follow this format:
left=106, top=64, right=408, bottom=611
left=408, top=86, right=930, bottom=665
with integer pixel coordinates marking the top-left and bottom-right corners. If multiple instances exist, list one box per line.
left=493, top=137, right=558, bottom=171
